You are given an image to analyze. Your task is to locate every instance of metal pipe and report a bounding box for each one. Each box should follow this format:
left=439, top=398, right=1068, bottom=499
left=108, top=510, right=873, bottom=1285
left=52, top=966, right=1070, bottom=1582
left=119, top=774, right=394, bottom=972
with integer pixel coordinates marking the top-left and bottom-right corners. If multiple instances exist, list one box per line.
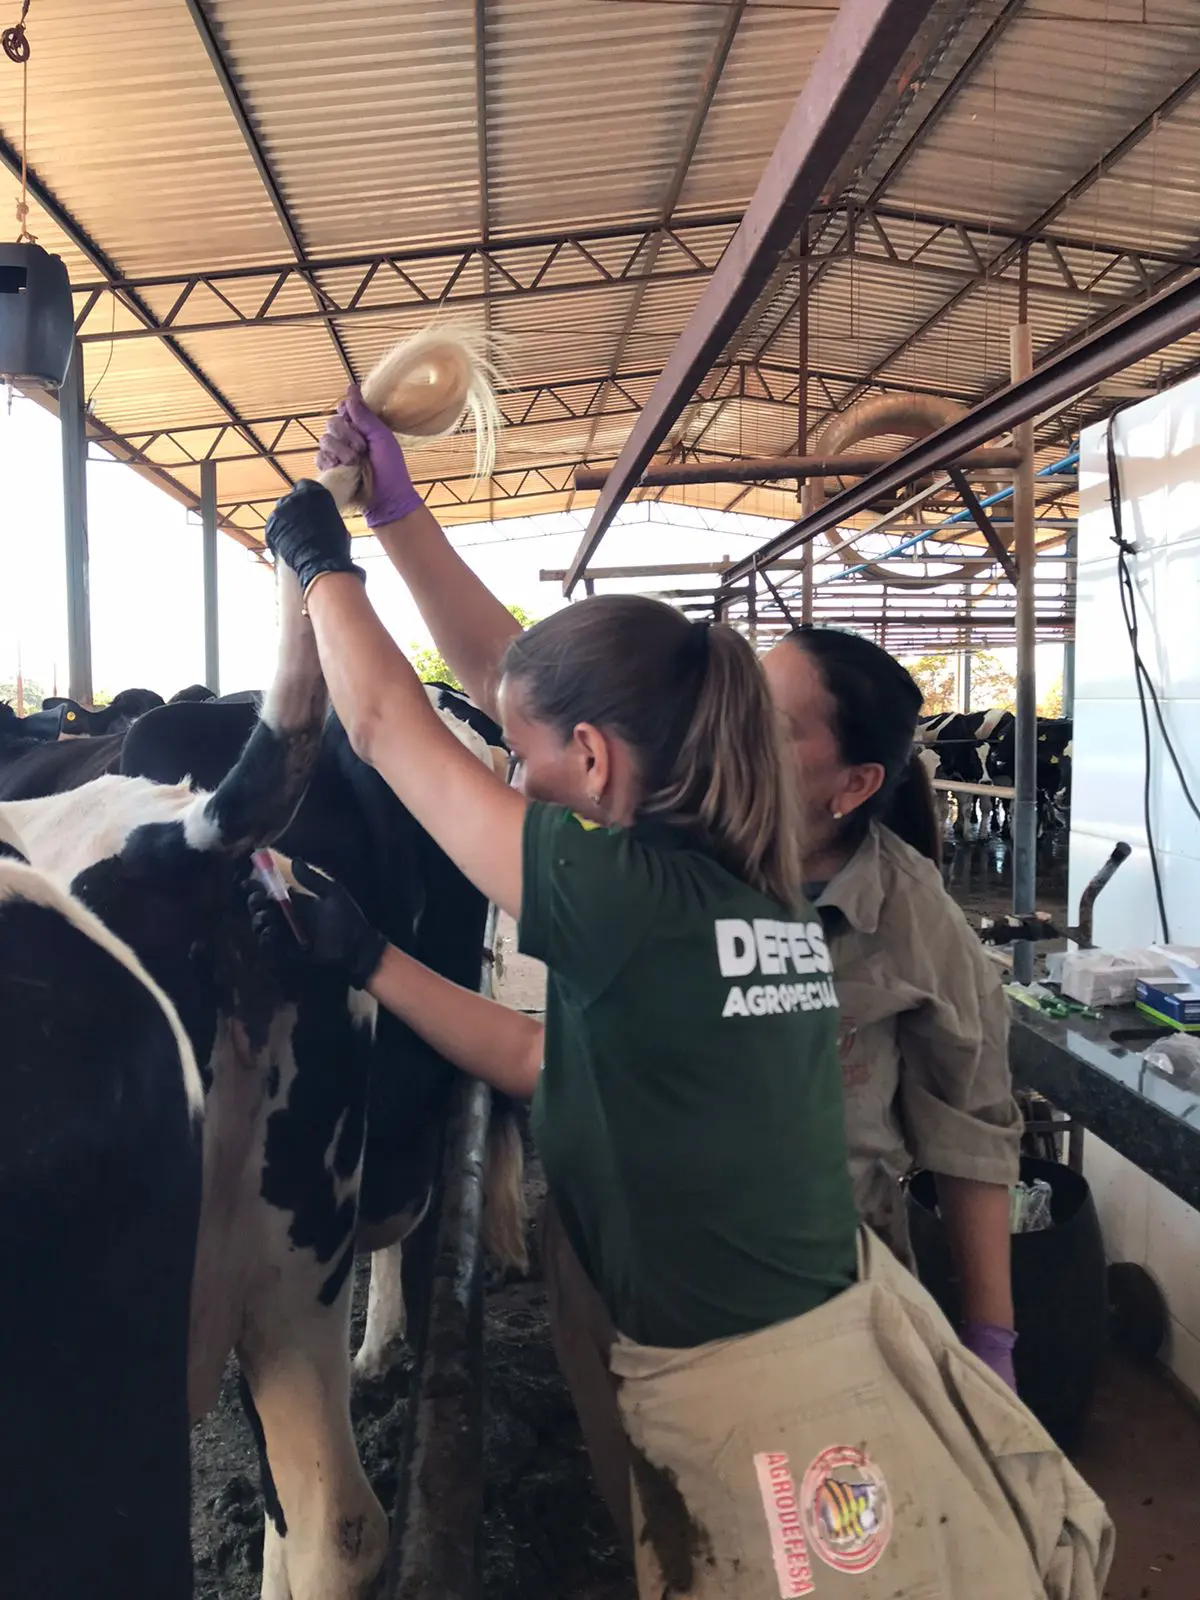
left=385, top=902, right=499, bottom=1600
left=1067, top=843, right=1132, bottom=949
left=719, top=273, right=1200, bottom=592
left=822, top=451, right=1080, bottom=582
left=59, top=339, right=93, bottom=706
left=539, top=559, right=809, bottom=581
left=1062, top=528, right=1077, bottom=715
left=200, top=459, right=220, bottom=695
left=561, top=0, right=941, bottom=594
left=570, top=446, right=1021, bottom=491
left=1011, top=325, right=1037, bottom=985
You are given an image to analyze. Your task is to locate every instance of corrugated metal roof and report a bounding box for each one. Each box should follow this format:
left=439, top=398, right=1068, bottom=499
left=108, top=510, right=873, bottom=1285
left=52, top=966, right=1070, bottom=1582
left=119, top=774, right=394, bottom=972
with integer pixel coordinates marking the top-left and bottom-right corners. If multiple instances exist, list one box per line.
left=0, top=0, right=1196, bottom=565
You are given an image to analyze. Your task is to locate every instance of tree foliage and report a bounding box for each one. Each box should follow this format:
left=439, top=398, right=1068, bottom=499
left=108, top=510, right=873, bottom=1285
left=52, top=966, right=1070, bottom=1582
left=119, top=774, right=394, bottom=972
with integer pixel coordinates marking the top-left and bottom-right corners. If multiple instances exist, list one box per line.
left=902, top=652, right=1064, bottom=718
left=405, top=604, right=538, bottom=692
left=1038, top=676, right=1064, bottom=718
left=903, top=651, right=1018, bottom=715
left=0, top=677, right=46, bottom=716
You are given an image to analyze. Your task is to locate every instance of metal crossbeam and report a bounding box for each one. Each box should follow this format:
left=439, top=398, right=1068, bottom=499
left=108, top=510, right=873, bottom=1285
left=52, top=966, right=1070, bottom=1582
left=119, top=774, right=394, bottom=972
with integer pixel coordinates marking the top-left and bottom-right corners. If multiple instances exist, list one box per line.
left=214, top=461, right=589, bottom=530
left=562, top=0, right=942, bottom=593
left=567, top=1, right=747, bottom=508
left=85, top=362, right=905, bottom=476
left=803, top=63, right=1200, bottom=419
left=185, top=0, right=356, bottom=385
left=73, top=216, right=741, bottom=343
left=719, top=274, right=1200, bottom=591
left=744, top=0, right=1031, bottom=363
left=695, top=62, right=1200, bottom=518
left=0, top=132, right=290, bottom=539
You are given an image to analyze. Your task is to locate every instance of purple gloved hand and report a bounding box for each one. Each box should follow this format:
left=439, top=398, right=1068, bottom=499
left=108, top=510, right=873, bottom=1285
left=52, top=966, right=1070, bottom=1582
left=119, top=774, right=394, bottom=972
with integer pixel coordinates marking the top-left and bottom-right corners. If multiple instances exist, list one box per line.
left=315, top=385, right=424, bottom=528
left=962, top=1320, right=1018, bottom=1390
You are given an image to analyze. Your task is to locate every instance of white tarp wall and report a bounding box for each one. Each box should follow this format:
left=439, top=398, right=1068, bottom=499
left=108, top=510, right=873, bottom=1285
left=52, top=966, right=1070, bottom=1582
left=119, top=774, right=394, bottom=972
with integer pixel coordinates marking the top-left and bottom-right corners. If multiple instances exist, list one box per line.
left=1072, top=373, right=1200, bottom=1400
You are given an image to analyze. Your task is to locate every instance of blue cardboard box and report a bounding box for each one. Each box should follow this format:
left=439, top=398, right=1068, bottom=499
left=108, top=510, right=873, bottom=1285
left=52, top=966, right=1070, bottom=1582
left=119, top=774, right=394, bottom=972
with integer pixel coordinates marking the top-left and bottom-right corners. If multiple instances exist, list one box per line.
left=1135, top=979, right=1200, bottom=1032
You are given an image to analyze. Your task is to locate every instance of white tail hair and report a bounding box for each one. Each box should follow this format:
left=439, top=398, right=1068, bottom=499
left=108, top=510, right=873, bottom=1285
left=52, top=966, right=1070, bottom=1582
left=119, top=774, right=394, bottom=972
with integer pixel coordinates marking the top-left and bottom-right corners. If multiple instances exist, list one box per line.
left=318, top=324, right=503, bottom=513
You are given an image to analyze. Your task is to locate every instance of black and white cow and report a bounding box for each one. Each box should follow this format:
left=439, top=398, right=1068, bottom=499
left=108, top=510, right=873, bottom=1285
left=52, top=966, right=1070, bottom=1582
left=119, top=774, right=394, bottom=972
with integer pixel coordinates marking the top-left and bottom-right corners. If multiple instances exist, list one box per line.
left=0, top=846, right=203, bottom=1600
left=35, top=686, right=166, bottom=738
left=915, top=709, right=1073, bottom=837
left=1035, top=716, right=1073, bottom=825
left=0, top=587, right=523, bottom=1599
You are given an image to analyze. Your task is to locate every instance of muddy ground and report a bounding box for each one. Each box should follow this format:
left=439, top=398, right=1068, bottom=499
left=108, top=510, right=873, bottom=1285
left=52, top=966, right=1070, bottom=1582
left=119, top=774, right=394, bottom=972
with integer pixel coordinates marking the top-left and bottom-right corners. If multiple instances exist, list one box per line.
left=189, top=839, right=1067, bottom=1598
left=191, top=1178, right=634, bottom=1600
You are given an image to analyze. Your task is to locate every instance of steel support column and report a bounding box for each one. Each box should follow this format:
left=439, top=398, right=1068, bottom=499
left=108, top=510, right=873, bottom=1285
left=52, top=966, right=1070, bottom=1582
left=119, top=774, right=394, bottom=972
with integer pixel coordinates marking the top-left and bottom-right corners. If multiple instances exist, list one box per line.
left=200, top=459, right=220, bottom=695
left=1062, top=529, right=1077, bottom=717
left=59, top=339, right=93, bottom=706
left=1011, top=323, right=1037, bottom=985
left=562, top=0, right=939, bottom=594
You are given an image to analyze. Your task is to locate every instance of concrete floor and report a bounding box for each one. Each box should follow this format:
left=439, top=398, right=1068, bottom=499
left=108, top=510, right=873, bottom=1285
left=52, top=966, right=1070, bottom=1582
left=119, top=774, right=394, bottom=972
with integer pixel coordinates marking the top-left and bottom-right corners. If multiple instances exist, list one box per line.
left=1076, top=1356, right=1200, bottom=1600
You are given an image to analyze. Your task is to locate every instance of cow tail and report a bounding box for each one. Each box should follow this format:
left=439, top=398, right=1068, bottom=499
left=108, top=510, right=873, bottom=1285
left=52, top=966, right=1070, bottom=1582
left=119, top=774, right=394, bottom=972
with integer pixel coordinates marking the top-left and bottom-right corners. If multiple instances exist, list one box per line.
left=482, top=1094, right=529, bottom=1274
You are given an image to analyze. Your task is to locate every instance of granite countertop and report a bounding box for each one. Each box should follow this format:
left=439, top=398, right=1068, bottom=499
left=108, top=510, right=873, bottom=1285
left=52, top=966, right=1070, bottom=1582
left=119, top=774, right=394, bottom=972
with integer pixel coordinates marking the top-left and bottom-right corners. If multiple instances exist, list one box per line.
left=1008, top=1000, right=1200, bottom=1210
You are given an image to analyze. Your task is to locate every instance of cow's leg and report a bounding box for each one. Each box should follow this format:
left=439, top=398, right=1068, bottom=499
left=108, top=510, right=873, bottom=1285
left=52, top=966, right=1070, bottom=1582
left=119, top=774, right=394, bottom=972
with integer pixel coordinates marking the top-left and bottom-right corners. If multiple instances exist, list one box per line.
left=353, top=1193, right=431, bottom=1380
left=238, top=1264, right=387, bottom=1600
left=356, top=1241, right=406, bottom=1379
left=933, top=786, right=950, bottom=834
left=238, top=989, right=387, bottom=1600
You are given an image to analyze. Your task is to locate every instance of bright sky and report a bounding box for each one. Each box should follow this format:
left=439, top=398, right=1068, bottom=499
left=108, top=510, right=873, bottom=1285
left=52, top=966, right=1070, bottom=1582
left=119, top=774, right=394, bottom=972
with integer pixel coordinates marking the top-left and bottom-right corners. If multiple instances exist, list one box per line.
left=0, top=392, right=802, bottom=699
left=1, top=391, right=1063, bottom=703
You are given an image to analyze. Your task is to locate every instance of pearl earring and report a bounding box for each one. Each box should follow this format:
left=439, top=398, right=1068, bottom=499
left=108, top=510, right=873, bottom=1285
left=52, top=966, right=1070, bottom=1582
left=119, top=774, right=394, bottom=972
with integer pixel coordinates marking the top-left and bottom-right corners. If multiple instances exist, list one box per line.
left=832, top=808, right=844, bottom=820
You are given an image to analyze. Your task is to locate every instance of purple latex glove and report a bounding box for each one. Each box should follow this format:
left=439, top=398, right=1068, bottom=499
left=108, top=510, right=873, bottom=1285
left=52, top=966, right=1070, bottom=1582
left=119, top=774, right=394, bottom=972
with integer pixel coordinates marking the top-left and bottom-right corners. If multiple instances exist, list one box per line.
left=962, top=1320, right=1017, bottom=1390
left=315, top=385, right=424, bottom=528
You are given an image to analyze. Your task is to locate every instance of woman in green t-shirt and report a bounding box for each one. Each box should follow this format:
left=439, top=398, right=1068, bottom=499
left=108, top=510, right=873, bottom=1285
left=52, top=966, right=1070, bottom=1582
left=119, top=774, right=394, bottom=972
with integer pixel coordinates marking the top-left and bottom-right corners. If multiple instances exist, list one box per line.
left=254, top=415, right=1111, bottom=1598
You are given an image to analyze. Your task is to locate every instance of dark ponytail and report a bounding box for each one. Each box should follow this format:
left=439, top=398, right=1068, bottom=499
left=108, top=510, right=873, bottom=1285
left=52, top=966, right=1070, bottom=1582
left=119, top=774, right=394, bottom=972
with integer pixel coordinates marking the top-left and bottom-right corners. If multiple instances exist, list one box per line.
left=786, top=626, right=941, bottom=864
left=885, top=750, right=942, bottom=866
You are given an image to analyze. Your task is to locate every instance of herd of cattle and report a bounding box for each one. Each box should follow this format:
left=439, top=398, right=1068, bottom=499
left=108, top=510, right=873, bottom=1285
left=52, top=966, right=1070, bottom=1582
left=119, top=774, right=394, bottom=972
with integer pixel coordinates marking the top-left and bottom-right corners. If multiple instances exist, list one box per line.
left=0, top=582, right=524, bottom=1600
left=915, top=706, right=1073, bottom=836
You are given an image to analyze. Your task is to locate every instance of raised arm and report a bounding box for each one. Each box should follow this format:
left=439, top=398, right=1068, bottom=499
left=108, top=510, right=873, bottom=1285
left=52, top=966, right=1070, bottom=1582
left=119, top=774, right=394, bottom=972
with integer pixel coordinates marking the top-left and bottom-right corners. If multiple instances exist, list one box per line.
left=264, top=481, right=525, bottom=919
left=318, top=390, right=522, bottom=721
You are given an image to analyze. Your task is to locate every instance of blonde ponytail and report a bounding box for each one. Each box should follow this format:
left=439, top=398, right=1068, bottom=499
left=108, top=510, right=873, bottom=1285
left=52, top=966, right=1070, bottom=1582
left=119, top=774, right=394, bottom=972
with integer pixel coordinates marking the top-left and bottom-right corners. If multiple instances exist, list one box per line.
left=642, top=623, right=802, bottom=905
left=501, top=598, right=803, bottom=907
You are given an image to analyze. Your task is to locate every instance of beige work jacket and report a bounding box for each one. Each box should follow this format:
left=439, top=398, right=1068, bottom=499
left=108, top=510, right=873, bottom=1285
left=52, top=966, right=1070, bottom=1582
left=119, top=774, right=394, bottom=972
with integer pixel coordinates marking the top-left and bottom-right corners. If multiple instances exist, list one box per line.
left=815, top=824, right=1022, bottom=1259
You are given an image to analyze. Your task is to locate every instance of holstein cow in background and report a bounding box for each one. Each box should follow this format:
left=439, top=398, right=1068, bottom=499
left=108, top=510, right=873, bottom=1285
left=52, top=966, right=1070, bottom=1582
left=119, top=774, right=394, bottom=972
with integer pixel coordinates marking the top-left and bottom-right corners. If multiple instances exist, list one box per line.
left=0, top=656, right=523, bottom=1598
left=38, top=685, right=166, bottom=737
left=1035, top=716, right=1073, bottom=826
left=915, top=709, right=1073, bottom=838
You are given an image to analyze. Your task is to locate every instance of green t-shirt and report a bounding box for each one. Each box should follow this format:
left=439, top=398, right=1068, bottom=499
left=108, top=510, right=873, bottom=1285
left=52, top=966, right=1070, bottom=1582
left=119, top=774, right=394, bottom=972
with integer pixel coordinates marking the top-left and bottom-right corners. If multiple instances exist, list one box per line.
left=520, top=802, right=858, bottom=1349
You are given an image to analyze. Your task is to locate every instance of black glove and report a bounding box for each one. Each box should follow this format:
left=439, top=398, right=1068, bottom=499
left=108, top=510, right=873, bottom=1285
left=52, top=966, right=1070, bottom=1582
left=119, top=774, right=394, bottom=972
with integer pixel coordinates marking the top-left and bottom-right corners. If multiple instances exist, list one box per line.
left=264, top=480, right=365, bottom=597
left=246, top=857, right=387, bottom=990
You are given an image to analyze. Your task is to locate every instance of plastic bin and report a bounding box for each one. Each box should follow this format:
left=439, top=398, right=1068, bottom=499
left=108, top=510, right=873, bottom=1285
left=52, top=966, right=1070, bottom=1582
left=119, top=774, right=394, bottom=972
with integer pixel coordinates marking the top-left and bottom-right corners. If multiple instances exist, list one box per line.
left=907, top=1155, right=1108, bottom=1450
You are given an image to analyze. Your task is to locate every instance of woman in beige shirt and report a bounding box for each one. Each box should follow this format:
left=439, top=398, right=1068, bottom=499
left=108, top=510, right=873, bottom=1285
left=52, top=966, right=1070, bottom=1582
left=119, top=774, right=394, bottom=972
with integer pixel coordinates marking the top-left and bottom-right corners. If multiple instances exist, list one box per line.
left=762, top=625, right=1022, bottom=1386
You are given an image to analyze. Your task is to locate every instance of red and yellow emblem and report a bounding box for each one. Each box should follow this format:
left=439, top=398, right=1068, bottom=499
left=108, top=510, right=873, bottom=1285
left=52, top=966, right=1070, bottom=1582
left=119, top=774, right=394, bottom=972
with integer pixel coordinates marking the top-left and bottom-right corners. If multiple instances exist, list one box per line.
left=800, top=1443, right=892, bottom=1575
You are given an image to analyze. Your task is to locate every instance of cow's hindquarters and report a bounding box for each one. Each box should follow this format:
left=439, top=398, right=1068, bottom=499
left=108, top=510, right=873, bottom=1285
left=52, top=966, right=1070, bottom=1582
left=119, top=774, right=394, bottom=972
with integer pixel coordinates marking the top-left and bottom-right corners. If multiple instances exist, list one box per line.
left=0, top=862, right=202, bottom=1600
